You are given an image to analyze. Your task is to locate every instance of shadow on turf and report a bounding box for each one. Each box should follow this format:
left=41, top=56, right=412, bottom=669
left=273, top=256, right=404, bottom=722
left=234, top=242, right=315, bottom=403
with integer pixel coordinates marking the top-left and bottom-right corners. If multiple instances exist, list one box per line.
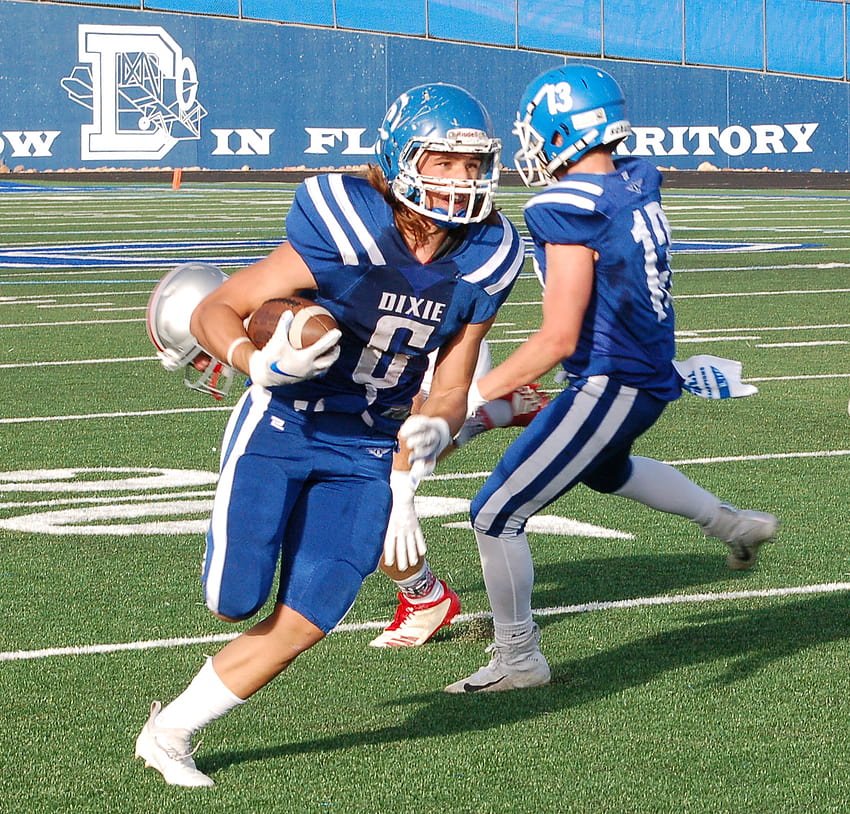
left=201, top=590, right=850, bottom=775
left=427, top=551, right=739, bottom=646
left=367, top=551, right=739, bottom=643
left=491, top=551, right=736, bottom=611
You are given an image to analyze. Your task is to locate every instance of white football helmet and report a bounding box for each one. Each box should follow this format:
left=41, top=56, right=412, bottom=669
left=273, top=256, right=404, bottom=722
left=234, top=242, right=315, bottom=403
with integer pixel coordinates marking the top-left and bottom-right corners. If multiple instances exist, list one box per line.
left=146, top=262, right=237, bottom=399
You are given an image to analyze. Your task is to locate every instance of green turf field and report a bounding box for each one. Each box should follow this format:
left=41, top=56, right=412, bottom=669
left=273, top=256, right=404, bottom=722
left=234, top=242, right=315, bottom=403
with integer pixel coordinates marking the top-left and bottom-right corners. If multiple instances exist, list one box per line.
left=1, top=179, right=848, bottom=813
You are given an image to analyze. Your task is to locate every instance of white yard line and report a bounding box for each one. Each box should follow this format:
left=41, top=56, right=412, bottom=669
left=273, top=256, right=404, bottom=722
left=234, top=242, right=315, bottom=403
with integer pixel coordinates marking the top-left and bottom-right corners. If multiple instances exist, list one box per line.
left=2, top=582, right=848, bottom=663
left=0, top=406, right=232, bottom=424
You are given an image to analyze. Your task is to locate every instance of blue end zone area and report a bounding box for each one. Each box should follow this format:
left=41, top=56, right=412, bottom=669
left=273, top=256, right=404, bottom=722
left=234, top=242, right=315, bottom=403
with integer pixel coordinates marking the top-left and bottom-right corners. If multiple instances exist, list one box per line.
left=0, top=240, right=280, bottom=269
left=0, top=182, right=53, bottom=192
left=0, top=238, right=822, bottom=269
left=672, top=239, right=822, bottom=253
left=0, top=181, right=120, bottom=193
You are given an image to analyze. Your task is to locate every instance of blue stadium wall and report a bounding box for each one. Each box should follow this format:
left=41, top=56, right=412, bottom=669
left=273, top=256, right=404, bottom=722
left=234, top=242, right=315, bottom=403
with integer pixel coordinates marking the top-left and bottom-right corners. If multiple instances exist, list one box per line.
left=2, top=0, right=849, bottom=172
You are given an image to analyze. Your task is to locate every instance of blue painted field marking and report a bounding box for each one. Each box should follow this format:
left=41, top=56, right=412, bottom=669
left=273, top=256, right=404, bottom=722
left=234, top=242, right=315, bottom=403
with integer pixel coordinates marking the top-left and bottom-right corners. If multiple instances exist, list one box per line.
left=0, top=238, right=818, bottom=268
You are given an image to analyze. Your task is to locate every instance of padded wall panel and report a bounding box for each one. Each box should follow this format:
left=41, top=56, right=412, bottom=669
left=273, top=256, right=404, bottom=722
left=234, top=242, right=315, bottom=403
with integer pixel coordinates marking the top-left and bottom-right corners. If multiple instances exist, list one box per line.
left=336, top=0, right=426, bottom=35
left=603, top=0, right=683, bottom=62
left=685, top=0, right=764, bottom=70
left=766, top=0, right=845, bottom=78
left=518, top=0, right=601, bottom=55
left=2, top=0, right=848, bottom=171
left=427, top=0, right=515, bottom=45
left=144, top=0, right=239, bottom=15
left=241, top=0, right=334, bottom=26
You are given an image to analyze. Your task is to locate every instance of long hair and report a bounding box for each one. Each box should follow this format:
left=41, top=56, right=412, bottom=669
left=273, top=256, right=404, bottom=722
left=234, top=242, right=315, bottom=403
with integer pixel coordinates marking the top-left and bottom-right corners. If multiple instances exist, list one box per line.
left=366, top=164, right=437, bottom=247
left=365, top=164, right=502, bottom=247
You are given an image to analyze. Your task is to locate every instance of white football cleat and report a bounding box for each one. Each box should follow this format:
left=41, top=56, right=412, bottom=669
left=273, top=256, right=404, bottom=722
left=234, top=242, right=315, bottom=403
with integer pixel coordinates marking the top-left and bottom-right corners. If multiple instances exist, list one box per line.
left=134, top=701, right=214, bottom=787
left=369, top=581, right=461, bottom=647
left=701, top=504, right=779, bottom=571
left=445, top=625, right=551, bottom=693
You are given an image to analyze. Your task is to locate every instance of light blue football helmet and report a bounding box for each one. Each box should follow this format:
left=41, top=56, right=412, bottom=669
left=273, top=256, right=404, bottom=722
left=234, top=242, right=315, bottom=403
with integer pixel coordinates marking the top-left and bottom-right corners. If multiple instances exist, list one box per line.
left=513, top=64, right=632, bottom=186
left=375, top=83, right=501, bottom=225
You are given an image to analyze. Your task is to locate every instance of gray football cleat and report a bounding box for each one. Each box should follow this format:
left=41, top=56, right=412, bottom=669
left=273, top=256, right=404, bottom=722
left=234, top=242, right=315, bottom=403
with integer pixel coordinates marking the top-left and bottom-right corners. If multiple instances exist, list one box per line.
left=702, top=504, right=779, bottom=570
left=445, top=625, right=551, bottom=693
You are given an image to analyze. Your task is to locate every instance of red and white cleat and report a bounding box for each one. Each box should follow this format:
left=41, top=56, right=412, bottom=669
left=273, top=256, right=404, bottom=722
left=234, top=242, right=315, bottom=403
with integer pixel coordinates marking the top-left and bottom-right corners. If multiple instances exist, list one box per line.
left=369, top=581, right=461, bottom=647
left=454, top=383, right=550, bottom=447
left=505, top=382, right=550, bottom=427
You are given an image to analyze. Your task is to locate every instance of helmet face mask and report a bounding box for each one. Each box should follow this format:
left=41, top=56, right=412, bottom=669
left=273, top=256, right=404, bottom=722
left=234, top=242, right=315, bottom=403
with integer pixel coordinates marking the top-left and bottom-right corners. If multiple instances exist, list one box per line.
left=146, top=262, right=237, bottom=399
left=182, top=354, right=233, bottom=400
left=376, top=84, right=501, bottom=225
left=513, top=65, right=632, bottom=187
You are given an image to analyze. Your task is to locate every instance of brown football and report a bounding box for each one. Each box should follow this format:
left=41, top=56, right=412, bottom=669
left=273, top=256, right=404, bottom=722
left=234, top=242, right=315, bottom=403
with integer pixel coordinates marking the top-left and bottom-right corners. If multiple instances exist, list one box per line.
left=246, top=296, right=338, bottom=350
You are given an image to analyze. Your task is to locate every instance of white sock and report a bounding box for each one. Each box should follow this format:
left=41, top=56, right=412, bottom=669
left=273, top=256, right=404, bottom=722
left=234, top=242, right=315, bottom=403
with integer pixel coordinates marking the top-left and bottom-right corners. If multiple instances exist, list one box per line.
left=156, top=657, right=246, bottom=734
left=494, top=619, right=537, bottom=649
left=474, top=529, right=534, bottom=629
left=614, top=455, right=721, bottom=526
left=395, top=562, right=441, bottom=604
left=454, top=398, right=514, bottom=447
left=478, top=398, right=513, bottom=428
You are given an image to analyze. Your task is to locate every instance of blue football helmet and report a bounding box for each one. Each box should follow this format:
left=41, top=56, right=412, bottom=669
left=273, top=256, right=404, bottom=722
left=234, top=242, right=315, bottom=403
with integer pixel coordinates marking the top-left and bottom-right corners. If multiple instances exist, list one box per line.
left=513, top=64, right=632, bottom=186
left=375, top=83, right=501, bottom=225
left=146, top=262, right=236, bottom=399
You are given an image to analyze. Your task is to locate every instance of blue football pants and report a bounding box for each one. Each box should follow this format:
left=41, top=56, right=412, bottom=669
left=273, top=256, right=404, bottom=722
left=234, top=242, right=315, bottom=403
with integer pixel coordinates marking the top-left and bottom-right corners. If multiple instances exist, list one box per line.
left=203, top=387, right=395, bottom=632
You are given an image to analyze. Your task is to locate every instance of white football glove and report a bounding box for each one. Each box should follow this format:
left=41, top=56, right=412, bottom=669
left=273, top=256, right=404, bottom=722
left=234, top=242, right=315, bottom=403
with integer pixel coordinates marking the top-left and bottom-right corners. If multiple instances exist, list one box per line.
left=382, top=469, right=426, bottom=571
left=399, top=414, right=452, bottom=488
left=248, top=311, right=341, bottom=387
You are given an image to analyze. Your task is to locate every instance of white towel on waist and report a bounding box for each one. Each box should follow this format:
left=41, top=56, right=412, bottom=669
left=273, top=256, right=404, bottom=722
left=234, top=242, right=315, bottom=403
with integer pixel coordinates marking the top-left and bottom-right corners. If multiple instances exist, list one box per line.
left=674, top=354, right=758, bottom=399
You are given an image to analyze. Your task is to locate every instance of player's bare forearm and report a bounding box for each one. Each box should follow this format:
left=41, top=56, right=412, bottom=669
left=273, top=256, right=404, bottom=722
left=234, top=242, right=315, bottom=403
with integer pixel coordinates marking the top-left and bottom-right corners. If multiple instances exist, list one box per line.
left=190, top=301, right=254, bottom=373
left=190, top=243, right=319, bottom=374
left=423, top=319, right=493, bottom=433
left=475, top=331, right=567, bottom=402
left=418, top=383, right=469, bottom=436
left=476, top=243, right=594, bottom=402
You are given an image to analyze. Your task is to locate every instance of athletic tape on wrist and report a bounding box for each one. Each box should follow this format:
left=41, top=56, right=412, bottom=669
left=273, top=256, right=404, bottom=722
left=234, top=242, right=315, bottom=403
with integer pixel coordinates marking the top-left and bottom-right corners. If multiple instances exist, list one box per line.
left=226, top=336, right=253, bottom=367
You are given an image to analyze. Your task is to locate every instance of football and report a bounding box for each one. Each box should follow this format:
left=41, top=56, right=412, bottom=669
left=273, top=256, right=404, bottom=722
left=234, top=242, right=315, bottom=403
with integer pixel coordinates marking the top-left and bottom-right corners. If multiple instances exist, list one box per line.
left=246, top=296, right=338, bottom=350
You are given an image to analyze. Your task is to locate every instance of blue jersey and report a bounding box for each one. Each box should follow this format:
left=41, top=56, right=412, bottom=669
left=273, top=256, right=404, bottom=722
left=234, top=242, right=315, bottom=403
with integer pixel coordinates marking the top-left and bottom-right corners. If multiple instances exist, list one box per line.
left=277, top=173, right=524, bottom=435
left=523, top=156, right=680, bottom=401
